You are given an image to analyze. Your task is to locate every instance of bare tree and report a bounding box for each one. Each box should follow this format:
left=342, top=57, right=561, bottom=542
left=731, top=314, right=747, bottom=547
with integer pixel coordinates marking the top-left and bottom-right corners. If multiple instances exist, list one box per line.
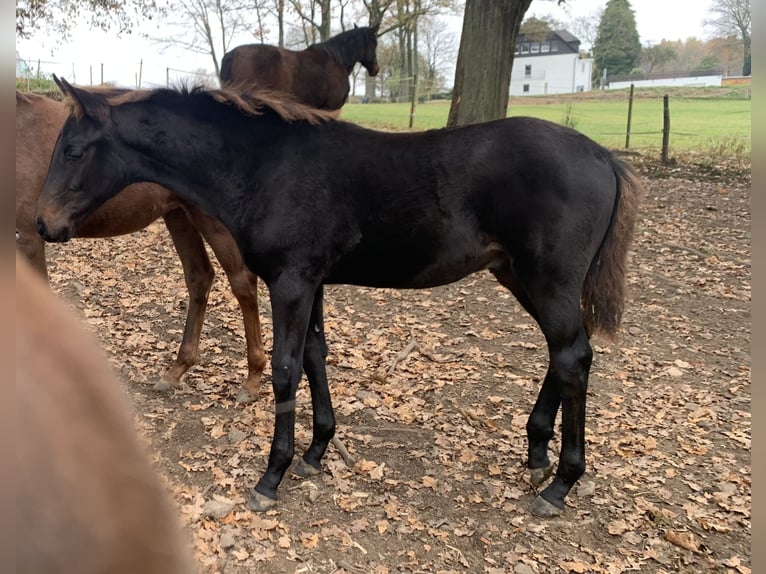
left=705, top=0, right=750, bottom=75
left=420, top=15, right=456, bottom=97
left=641, top=42, right=676, bottom=76
left=288, top=0, right=334, bottom=42
left=16, top=0, right=162, bottom=39
left=155, top=0, right=267, bottom=78
left=567, top=8, right=602, bottom=54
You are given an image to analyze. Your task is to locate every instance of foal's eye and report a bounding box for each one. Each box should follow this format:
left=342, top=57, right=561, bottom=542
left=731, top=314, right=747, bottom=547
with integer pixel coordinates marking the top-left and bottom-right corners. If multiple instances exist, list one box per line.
left=64, top=146, right=84, bottom=160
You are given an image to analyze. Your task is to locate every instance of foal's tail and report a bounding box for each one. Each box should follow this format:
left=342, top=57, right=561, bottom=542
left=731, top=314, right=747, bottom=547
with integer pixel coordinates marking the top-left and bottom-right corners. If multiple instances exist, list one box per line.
left=581, top=156, right=643, bottom=339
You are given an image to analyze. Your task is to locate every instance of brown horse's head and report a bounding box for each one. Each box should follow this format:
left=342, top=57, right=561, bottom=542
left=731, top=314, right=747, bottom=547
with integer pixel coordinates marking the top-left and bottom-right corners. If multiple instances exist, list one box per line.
left=35, top=76, right=130, bottom=243
left=360, top=24, right=380, bottom=77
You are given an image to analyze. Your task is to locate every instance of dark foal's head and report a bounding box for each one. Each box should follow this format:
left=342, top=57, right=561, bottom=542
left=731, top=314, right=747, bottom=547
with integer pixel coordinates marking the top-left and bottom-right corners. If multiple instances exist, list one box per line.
left=36, top=76, right=129, bottom=243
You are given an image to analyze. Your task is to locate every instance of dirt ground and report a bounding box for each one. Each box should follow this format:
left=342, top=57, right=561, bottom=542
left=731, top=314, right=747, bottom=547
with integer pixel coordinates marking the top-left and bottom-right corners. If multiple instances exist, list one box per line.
left=44, top=153, right=751, bottom=574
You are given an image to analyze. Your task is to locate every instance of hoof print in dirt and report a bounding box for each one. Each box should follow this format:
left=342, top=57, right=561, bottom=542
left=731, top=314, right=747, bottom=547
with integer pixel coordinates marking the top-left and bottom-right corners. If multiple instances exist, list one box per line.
left=152, top=380, right=174, bottom=393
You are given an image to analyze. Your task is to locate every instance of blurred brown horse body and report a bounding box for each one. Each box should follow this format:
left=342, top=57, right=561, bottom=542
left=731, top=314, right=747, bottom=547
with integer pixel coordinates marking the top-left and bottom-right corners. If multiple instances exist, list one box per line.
left=15, top=90, right=266, bottom=401
left=16, top=255, right=194, bottom=574
left=220, top=25, right=379, bottom=110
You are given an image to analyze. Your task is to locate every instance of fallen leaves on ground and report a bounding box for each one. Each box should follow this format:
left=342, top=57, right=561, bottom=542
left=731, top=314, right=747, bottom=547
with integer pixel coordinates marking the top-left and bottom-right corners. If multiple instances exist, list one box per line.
left=45, top=154, right=750, bottom=573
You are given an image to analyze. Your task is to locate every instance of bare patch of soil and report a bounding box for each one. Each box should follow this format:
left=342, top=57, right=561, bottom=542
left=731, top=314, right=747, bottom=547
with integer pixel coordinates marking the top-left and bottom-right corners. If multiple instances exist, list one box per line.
left=45, top=154, right=750, bottom=574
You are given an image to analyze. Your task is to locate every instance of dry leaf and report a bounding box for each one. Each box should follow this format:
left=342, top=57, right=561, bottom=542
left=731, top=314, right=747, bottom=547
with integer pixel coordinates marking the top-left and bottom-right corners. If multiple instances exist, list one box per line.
left=665, top=530, right=701, bottom=552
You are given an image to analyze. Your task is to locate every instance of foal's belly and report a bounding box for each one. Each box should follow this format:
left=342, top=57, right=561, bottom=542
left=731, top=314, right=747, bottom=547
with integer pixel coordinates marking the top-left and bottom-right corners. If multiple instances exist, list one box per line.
left=325, top=240, right=506, bottom=289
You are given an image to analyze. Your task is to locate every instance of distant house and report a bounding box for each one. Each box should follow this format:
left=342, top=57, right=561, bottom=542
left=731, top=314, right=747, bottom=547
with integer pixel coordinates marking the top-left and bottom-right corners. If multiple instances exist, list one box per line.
left=16, top=51, right=32, bottom=78
left=510, top=30, right=593, bottom=96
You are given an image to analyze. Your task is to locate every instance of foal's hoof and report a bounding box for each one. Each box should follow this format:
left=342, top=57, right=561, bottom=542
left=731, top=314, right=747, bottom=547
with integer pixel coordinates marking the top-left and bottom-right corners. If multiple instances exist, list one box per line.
left=291, top=458, right=321, bottom=478
left=246, top=490, right=278, bottom=512
left=235, top=388, right=258, bottom=404
left=528, top=465, right=554, bottom=486
left=530, top=495, right=564, bottom=518
left=153, top=379, right=175, bottom=393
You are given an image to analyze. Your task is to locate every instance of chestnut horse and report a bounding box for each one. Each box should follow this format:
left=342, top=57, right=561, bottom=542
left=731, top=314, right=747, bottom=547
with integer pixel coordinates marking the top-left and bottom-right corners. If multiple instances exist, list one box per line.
left=36, top=80, right=641, bottom=519
left=220, top=25, right=379, bottom=110
left=16, top=255, right=193, bottom=573
left=16, top=90, right=265, bottom=402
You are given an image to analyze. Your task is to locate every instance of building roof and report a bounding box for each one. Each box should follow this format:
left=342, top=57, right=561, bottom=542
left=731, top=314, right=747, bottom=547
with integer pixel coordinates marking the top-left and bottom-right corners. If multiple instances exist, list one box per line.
left=515, top=29, right=581, bottom=57
left=554, top=30, right=579, bottom=43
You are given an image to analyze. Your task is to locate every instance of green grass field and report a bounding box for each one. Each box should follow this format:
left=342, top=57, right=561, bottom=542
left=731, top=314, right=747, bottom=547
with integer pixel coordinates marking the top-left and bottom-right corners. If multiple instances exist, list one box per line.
left=340, top=88, right=751, bottom=157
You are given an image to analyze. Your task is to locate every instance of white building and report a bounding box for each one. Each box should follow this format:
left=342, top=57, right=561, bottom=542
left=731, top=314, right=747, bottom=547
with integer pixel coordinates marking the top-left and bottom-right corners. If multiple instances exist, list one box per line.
left=510, top=30, right=593, bottom=96
left=607, top=73, right=723, bottom=90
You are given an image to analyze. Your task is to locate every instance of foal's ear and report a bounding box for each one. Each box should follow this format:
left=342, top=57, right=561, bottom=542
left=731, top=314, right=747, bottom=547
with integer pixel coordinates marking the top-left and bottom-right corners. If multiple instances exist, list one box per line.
left=54, top=74, right=109, bottom=123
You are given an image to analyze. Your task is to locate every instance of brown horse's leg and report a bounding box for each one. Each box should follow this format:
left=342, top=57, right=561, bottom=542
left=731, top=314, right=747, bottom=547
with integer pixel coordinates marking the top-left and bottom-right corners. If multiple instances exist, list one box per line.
left=186, top=206, right=267, bottom=403
left=16, top=230, right=49, bottom=282
left=157, top=208, right=215, bottom=391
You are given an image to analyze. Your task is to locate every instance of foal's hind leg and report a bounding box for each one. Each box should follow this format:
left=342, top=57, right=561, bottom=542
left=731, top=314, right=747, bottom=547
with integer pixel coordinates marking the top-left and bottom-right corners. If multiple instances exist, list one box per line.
left=186, top=207, right=268, bottom=403
left=492, top=265, right=592, bottom=516
left=291, top=286, right=336, bottom=478
left=491, top=266, right=558, bottom=483
left=156, top=209, right=215, bottom=391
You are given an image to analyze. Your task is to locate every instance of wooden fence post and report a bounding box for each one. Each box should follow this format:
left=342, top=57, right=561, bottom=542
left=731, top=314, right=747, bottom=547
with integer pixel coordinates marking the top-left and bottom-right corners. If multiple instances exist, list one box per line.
left=408, top=74, right=418, bottom=129
left=625, top=83, right=634, bottom=149
left=661, top=94, right=670, bottom=164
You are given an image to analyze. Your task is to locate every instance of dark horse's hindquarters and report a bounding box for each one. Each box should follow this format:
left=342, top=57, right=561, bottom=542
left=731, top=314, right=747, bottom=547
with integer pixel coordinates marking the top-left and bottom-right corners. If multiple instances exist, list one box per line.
left=36, top=80, right=641, bottom=519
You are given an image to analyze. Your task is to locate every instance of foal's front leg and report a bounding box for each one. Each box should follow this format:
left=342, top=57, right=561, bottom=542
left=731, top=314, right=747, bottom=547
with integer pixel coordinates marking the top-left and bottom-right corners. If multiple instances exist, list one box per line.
left=248, top=278, right=316, bottom=511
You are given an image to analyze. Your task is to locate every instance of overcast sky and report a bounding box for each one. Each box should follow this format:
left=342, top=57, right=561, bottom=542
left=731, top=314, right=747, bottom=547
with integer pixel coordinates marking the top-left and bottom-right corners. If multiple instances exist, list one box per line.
left=16, top=0, right=715, bottom=89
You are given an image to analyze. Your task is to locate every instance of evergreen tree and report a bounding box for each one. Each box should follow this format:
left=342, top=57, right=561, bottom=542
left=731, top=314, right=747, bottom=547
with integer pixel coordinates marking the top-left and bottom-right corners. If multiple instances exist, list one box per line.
left=593, top=0, right=641, bottom=82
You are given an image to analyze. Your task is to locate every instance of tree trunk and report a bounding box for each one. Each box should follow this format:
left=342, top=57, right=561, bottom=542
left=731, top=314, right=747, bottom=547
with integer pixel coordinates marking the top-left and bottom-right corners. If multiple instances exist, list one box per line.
left=319, top=0, right=332, bottom=41
left=447, top=0, right=533, bottom=127
left=364, top=74, right=376, bottom=100
left=277, top=0, right=285, bottom=47
left=742, top=35, right=751, bottom=76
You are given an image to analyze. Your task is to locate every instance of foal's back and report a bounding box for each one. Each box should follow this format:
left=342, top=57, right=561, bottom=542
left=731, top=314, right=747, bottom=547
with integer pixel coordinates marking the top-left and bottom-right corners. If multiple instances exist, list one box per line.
left=16, top=255, right=194, bottom=573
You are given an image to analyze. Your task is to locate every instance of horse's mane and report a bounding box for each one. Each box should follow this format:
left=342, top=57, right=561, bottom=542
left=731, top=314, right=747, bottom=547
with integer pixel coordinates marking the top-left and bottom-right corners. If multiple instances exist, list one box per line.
left=64, top=83, right=339, bottom=125
left=311, top=26, right=375, bottom=67
left=16, top=90, right=58, bottom=106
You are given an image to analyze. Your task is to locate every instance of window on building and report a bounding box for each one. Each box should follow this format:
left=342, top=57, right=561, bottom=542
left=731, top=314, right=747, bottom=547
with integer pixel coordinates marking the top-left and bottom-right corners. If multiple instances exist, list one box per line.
left=530, top=42, right=540, bottom=53
left=550, top=41, right=558, bottom=52
left=523, top=84, right=530, bottom=93
left=541, top=43, right=550, bottom=53
left=525, top=65, right=532, bottom=78
left=520, top=43, right=529, bottom=54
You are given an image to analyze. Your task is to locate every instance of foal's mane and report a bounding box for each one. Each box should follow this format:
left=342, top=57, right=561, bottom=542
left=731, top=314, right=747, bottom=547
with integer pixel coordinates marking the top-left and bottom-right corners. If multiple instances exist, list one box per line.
left=65, top=83, right=339, bottom=125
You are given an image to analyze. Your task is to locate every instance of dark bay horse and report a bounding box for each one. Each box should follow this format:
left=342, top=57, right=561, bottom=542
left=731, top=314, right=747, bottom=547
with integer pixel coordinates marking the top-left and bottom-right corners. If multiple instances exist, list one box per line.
left=220, top=25, right=379, bottom=110
left=16, top=90, right=266, bottom=402
left=36, top=78, right=642, bottom=519
left=17, top=255, right=193, bottom=573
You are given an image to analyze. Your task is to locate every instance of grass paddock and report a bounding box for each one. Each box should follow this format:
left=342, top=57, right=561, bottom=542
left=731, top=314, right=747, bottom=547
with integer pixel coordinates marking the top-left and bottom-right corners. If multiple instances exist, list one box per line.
left=340, top=86, right=751, bottom=157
